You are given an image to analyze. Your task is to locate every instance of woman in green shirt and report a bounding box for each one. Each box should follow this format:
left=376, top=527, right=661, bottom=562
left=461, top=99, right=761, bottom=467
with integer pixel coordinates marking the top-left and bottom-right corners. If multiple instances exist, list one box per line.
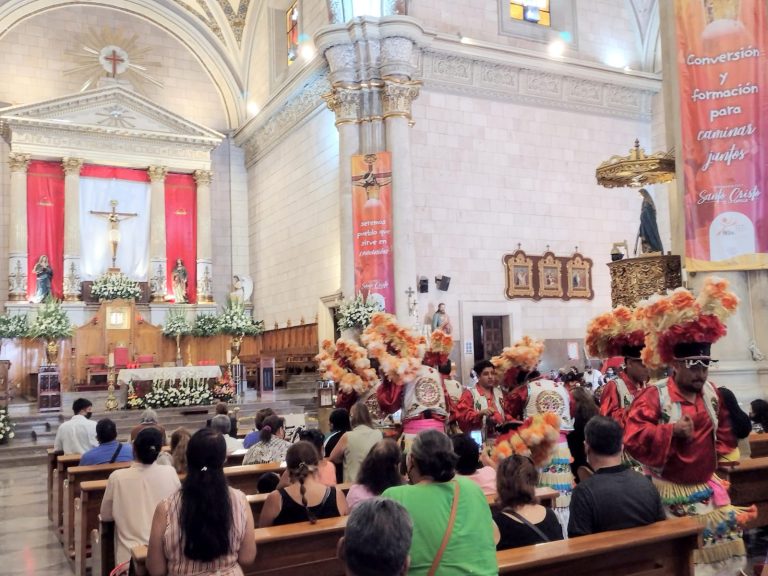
left=383, top=429, right=498, bottom=576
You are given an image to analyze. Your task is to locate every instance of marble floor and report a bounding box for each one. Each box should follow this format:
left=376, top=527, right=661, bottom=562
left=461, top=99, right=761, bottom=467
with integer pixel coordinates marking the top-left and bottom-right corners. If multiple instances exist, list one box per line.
left=0, top=465, right=74, bottom=576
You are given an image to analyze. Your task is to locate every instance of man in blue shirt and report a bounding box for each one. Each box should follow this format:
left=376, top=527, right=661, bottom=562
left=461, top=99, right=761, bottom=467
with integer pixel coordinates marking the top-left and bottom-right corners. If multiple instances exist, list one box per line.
left=79, top=418, right=133, bottom=466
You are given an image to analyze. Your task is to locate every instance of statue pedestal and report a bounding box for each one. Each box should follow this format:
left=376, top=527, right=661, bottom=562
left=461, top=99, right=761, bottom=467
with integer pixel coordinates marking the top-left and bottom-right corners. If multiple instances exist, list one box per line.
left=607, top=254, right=682, bottom=307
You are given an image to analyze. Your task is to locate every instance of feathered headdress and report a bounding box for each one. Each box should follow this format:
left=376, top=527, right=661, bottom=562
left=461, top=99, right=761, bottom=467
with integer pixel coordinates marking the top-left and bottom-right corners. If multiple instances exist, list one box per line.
left=636, top=276, right=739, bottom=369
left=585, top=305, right=645, bottom=359
left=491, top=336, right=544, bottom=388
left=314, top=338, right=379, bottom=395
left=361, top=312, right=426, bottom=386
left=423, top=329, right=453, bottom=367
left=492, top=412, right=561, bottom=467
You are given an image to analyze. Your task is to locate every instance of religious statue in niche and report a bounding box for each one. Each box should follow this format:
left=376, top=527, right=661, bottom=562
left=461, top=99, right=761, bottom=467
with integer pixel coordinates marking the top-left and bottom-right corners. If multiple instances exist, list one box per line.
left=230, top=275, right=254, bottom=305
left=172, top=259, right=188, bottom=304
left=431, top=303, right=452, bottom=334
left=636, top=188, right=664, bottom=255
left=31, top=255, right=53, bottom=303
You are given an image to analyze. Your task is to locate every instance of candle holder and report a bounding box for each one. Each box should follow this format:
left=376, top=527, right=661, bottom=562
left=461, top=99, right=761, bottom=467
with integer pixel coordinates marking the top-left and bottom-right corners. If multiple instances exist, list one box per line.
left=105, top=364, right=119, bottom=411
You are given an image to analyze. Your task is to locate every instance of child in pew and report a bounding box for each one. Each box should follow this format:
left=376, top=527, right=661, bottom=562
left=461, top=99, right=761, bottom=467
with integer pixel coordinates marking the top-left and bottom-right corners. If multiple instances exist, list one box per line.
left=146, top=429, right=256, bottom=576
left=258, top=441, right=348, bottom=527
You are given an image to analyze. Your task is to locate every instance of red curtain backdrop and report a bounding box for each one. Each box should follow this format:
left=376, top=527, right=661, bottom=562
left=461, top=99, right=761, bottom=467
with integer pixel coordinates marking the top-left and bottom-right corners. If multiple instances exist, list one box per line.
left=27, top=161, right=65, bottom=300
left=165, top=173, right=197, bottom=303
left=80, top=164, right=150, bottom=182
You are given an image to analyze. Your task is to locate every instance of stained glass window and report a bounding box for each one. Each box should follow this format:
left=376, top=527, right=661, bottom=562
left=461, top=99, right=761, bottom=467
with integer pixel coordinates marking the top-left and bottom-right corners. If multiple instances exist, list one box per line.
left=287, top=2, right=299, bottom=66
left=510, top=0, right=551, bottom=27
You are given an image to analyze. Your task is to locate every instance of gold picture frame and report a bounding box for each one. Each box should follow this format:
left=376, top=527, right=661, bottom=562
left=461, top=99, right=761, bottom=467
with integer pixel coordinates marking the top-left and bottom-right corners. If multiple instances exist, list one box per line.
left=566, top=253, right=593, bottom=299
left=503, top=250, right=534, bottom=298
left=105, top=304, right=131, bottom=330
left=537, top=253, right=563, bottom=299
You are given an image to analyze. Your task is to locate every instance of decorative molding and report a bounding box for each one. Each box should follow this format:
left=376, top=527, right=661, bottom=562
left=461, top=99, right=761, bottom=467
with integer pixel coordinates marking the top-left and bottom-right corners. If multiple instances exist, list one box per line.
left=61, top=157, right=84, bottom=175
left=420, top=50, right=656, bottom=120
left=196, top=260, right=214, bottom=303
left=322, top=87, right=362, bottom=125
left=607, top=254, right=682, bottom=308
left=149, top=259, right=167, bottom=302
left=148, top=165, right=168, bottom=182
left=382, top=79, right=421, bottom=119
left=8, top=152, right=30, bottom=173
left=62, top=258, right=82, bottom=301
left=8, top=257, right=27, bottom=300
left=193, top=169, right=213, bottom=186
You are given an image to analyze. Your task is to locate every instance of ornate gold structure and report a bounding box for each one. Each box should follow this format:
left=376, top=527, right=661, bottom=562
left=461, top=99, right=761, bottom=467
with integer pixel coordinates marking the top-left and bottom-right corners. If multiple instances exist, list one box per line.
left=607, top=255, right=683, bottom=308
left=596, top=140, right=676, bottom=188
left=105, top=365, right=119, bottom=411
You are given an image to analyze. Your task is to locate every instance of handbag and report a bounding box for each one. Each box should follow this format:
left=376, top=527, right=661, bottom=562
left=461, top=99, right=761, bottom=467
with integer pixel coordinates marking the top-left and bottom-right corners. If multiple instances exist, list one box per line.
left=504, top=508, right=551, bottom=543
left=427, top=481, right=460, bottom=576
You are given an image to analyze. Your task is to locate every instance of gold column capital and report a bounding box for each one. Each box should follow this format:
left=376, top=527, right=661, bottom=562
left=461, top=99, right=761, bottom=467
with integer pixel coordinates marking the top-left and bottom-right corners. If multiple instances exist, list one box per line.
left=193, top=169, right=213, bottom=185
left=61, top=157, right=84, bottom=175
left=322, top=86, right=362, bottom=126
left=8, top=152, right=31, bottom=173
left=148, top=165, right=168, bottom=182
left=382, top=78, right=421, bottom=121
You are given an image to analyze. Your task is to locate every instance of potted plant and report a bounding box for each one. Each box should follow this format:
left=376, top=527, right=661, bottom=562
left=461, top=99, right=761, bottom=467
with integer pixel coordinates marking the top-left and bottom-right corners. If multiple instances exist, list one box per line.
left=337, top=293, right=383, bottom=339
left=0, top=314, right=28, bottom=356
left=163, top=308, right=192, bottom=365
left=91, top=272, right=142, bottom=301
left=219, top=300, right=263, bottom=363
left=192, top=313, right=221, bottom=337
left=27, top=298, right=73, bottom=365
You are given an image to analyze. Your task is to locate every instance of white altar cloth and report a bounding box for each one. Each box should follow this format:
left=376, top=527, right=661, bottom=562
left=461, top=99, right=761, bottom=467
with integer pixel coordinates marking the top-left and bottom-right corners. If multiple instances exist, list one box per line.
left=117, top=366, right=222, bottom=383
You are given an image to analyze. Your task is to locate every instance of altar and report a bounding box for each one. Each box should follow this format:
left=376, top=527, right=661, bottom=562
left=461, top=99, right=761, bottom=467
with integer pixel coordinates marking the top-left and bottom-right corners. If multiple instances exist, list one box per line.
left=119, top=365, right=228, bottom=410
left=117, top=365, right=222, bottom=386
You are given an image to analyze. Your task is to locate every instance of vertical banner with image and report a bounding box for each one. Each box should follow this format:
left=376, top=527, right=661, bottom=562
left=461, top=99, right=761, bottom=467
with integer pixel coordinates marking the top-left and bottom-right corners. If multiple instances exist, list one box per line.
left=676, top=0, right=768, bottom=270
left=351, top=152, right=395, bottom=312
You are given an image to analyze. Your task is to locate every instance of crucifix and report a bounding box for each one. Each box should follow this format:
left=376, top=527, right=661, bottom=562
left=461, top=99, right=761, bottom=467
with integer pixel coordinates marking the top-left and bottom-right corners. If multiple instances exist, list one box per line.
left=90, top=200, right=138, bottom=271
left=352, top=154, right=392, bottom=202
left=104, top=49, right=125, bottom=78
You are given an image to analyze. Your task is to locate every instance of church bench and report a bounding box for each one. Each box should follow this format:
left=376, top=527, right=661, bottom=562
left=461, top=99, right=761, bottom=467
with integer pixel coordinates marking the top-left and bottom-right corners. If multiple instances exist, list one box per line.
left=47, top=449, right=63, bottom=521
left=721, top=456, right=768, bottom=529
left=53, top=454, right=96, bottom=541
left=749, top=433, right=768, bottom=458
left=497, top=516, right=701, bottom=575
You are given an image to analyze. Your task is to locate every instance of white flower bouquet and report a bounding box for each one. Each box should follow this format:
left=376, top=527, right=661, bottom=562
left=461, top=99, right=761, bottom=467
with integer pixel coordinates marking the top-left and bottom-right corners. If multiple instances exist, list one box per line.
left=193, top=313, right=221, bottom=337
left=337, top=293, right=383, bottom=331
left=219, top=300, right=263, bottom=336
left=163, top=309, right=192, bottom=337
left=27, top=298, right=73, bottom=340
left=91, top=272, right=142, bottom=301
left=0, top=314, right=28, bottom=338
left=0, top=408, right=14, bottom=443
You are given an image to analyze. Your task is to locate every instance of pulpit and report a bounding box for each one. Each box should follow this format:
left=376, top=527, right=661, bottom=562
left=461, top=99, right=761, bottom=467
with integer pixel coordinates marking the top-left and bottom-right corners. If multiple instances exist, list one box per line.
left=607, top=254, right=683, bottom=307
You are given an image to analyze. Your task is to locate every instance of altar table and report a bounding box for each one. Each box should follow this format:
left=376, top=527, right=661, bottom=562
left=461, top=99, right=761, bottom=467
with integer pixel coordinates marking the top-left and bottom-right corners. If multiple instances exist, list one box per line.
left=117, top=366, right=222, bottom=384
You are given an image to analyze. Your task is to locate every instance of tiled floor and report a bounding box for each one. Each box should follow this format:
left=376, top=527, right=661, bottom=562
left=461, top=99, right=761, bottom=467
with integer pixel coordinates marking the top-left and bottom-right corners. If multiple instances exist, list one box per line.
left=0, top=465, right=73, bottom=576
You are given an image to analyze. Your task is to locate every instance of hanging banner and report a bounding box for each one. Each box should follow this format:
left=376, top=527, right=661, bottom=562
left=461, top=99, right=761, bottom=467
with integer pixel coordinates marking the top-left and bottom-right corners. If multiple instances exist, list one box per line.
left=165, top=173, right=197, bottom=303
left=27, top=161, right=65, bottom=300
left=351, top=152, right=395, bottom=312
left=676, top=0, right=768, bottom=270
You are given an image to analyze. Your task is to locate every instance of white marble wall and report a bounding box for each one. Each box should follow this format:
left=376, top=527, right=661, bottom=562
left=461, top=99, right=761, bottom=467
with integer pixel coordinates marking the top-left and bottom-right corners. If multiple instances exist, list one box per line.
left=0, top=139, right=9, bottom=306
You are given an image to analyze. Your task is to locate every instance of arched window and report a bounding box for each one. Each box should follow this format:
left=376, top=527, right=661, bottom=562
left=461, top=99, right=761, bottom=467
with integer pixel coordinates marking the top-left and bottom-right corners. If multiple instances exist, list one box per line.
left=328, top=0, right=407, bottom=23
left=286, top=1, right=300, bottom=66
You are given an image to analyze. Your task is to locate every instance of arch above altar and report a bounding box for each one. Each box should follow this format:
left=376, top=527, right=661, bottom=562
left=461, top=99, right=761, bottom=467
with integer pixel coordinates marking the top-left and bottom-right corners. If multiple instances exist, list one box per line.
left=1, top=84, right=224, bottom=310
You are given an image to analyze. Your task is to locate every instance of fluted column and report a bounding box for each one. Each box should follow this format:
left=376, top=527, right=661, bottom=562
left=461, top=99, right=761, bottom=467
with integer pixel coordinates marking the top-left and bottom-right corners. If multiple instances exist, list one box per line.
left=8, top=153, right=30, bottom=300
left=148, top=166, right=168, bottom=302
left=194, top=169, right=213, bottom=303
left=383, top=78, right=421, bottom=322
left=61, top=157, right=83, bottom=301
left=322, top=86, right=362, bottom=300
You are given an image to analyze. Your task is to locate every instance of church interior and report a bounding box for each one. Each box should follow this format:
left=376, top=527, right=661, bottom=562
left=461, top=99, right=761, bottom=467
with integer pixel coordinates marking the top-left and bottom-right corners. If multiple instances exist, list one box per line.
left=0, top=0, right=767, bottom=575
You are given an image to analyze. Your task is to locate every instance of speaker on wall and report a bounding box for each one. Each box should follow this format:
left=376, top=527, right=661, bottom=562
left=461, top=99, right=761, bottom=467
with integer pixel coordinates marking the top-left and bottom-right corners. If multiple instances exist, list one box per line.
left=418, top=277, right=429, bottom=293
left=435, top=275, right=451, bottom=291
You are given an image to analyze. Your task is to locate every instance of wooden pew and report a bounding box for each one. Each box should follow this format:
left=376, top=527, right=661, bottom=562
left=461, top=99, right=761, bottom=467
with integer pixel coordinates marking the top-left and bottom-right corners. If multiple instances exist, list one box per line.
left=54, top=454, right=93, bottom=542
left=497, top=516, right=701, bottom=575
left=47, top=449, right=62, bottom=521
left=721, top=456, right=768, bottom=529
left=81, top=463, right=285, bottom=576
left=749, top=433, right=768, bottom=458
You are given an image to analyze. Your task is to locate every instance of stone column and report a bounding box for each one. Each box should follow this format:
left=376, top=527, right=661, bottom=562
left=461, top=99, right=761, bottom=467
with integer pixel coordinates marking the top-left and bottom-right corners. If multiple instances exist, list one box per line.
left=194, top=169, right=214, bottom=303
left=383, top=78, right=421, bottom=322
left=148, top=166, right=168, bottom=302
left=323, top=86, right=362, bottom=300
left=8, top=153, right=30, bottom=301
left=61, top=157, right=83, bottom=301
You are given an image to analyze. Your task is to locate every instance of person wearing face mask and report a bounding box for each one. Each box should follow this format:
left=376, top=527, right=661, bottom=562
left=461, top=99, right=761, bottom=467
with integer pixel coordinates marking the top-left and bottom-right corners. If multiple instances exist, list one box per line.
left=624, top=278, right=754, bottom=575
left=54, top=397, right=98, bottom=454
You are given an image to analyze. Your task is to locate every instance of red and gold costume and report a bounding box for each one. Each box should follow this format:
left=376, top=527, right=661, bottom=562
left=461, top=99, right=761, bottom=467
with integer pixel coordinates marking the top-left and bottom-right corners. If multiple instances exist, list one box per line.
left=598, top=371, right=644, bottom=427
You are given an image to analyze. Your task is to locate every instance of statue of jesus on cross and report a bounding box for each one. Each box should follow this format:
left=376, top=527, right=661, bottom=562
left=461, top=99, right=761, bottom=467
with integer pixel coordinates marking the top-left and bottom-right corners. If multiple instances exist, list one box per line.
left=90, top=200, right=138, bottom=271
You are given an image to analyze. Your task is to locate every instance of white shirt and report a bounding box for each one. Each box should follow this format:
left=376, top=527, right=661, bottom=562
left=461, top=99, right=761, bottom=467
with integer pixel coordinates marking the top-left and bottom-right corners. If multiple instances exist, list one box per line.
left=224, top=435, right=244, bottom=454
left=53, top=414, right=98, bottom=454
left=585, top=369, right=603, bottom=389
left=100, top=462, right=181, bottom=565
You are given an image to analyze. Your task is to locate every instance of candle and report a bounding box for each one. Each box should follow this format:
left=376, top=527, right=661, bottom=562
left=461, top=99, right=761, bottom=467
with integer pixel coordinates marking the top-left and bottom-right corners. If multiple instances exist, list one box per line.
left=226, top=350, right=232, bottom=364
left=108, top=352, right=115, bottom=368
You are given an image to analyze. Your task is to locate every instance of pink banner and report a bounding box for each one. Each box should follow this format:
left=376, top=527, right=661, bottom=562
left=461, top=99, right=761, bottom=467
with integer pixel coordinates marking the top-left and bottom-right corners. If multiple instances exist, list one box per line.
left=676, top=0, right=768, bottom=270
left=351, top=152, right=395, bottom=312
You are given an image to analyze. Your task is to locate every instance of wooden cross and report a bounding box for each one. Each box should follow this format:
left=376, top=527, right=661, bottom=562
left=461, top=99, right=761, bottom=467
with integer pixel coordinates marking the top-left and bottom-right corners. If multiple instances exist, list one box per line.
left=104, top=49, right=124, bottom=78
left=90, top=200, right=138, bottom=269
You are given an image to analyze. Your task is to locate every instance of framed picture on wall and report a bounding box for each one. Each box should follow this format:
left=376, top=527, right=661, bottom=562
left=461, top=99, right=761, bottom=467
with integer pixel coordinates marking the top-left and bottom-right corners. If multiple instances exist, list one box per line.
left=536, top=252, right=563, bottom=299
left=566, top=253, right=593, bottom=300
left=503, top=249, right=535, bottom=298
left=106, top=304, right=131, bottom=330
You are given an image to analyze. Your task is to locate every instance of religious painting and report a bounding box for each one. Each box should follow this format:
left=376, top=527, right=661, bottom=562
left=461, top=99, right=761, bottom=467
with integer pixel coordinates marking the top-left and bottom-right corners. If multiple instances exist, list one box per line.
left=536, top=252, right=563, bottom=299
left=566, top=253, right=593, bottom=300
left=106, top=304, right=131, bottom=330
left=503, top=249, right=534, bottom=298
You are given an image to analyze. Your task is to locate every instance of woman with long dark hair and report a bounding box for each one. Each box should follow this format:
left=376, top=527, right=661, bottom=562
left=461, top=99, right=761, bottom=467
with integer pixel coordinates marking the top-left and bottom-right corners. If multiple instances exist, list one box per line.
left=346, top=439, right=403, bottom=510
left=324, top=408, right=351, bottom=483
left=258, top=441, right=348, bottom=527
left=146, top=429, right=256, bottom=576
left=567, top=387, right=599, bottom=481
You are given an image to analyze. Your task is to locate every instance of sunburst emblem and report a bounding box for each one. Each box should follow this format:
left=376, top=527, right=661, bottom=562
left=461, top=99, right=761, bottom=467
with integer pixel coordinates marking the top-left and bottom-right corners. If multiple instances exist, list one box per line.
left=64, top=28, right=164, bottom=93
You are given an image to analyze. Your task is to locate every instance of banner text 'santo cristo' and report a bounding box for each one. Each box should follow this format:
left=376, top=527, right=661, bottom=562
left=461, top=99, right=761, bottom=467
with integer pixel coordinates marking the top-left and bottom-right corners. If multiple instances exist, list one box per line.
left=675, top=0, right=767, bottom=270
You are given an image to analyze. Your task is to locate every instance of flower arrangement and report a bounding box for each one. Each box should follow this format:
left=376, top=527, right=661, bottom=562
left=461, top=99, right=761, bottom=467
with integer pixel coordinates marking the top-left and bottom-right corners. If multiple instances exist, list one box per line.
left=126, top=393, right=145, bottom=410
left=636, top=276, right=739, bottom=368
left=176, top=379, right=214, bottom=407
left=423, top=329, right=453, bottom=367
left=27, top=298, right=72, bottom=340
left=212, top=370, right=236, bottom=402
left=219, top=300, right=263, bottom=336
left=91, top=272, right=142, bottom=301
left=492, top=412, right=560, bottom=467
left=143, top=384, right=181, bottom=409
left=0, top=408, right=15, bottom=443
left=315, top=338, right=379, bottom=395
left=193, top=313, right=221, bottom=337
left=0, top=314, right=28, bottom=339
left=361, top=312, right=425, bottom=386
left=585, top=306, right=645, bottom=359
left=337, top=293, right=384, bottom=331
left=163, top=308, right=192, bottom=337
left=491, top=336, right=545, bottom=388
